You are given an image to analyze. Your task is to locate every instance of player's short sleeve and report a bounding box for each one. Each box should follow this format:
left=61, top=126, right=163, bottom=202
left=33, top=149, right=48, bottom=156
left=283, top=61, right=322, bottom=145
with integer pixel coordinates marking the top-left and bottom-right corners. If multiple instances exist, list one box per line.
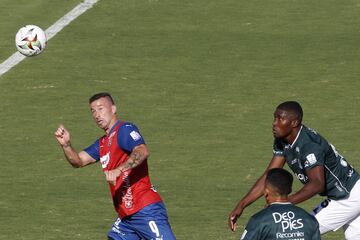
left=117, top=122, right=145, bottom=152
left=302, top=143, right=325, bottom=170
left=83, top=139, right=100, bottom=161
left=311, top=216, right=321, bottom=240
left=241, top=217, right=262, bottom=240
left=273, top=138, right=284, bottom=156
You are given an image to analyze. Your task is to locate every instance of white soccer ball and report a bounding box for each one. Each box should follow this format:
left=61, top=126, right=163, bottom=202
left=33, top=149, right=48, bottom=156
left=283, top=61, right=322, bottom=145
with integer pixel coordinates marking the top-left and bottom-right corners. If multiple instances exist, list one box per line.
left=15, top=25, right=47, bottom=57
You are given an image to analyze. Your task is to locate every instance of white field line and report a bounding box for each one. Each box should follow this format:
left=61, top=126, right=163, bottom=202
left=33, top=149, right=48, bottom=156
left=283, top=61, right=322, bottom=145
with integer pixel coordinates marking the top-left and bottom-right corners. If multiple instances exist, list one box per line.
left=0, top=0, right=100, bottom=77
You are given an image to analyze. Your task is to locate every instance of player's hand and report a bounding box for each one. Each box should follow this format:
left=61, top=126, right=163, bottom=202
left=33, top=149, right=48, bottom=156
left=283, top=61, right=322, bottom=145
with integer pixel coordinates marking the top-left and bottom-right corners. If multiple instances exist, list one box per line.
left=104, top=168, right=122, bottom=186
left=228, top=207, right=244, bottom=232
left=54, top=124, right=71, bottom=147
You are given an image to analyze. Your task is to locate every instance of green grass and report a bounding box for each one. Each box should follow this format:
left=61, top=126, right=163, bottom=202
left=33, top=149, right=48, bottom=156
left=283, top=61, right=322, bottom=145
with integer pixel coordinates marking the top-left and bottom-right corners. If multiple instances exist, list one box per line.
left=1, top=0, right=360, bottom=239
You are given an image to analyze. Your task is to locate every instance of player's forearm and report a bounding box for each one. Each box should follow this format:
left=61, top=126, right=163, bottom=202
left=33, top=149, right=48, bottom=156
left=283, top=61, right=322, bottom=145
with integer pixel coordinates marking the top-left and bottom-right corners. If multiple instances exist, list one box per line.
left=289, top=182, right=323, bottom=204
left=119, top=147, right=148, bottom=172
left=237, top=173, right=267, bottom=209
left=61, top=144, right=83, bottom=168
left=105, top=145, right=149, bottom=186
left=104, top=148, right=148, bottom=186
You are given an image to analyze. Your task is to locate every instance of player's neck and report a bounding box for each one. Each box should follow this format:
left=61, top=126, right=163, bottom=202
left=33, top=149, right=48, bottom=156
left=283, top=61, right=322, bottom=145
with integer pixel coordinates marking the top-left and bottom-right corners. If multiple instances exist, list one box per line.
left=105, top=118, right=119, bottom=134
left=285, top=126, right=302, bottom=144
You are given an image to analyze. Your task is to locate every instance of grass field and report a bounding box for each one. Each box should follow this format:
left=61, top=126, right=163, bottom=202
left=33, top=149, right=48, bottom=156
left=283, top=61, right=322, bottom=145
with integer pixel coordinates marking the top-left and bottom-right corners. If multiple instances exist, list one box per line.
left=1, top=0, right=360, bottom=239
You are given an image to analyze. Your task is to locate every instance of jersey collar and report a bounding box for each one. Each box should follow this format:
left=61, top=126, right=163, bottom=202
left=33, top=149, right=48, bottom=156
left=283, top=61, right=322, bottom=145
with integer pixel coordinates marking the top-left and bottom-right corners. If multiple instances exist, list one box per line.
left=270, top=202, right=292, bottom=205
left=290, top=125, right=303, bottom=148
left=108, top=120, right=122, bottom=136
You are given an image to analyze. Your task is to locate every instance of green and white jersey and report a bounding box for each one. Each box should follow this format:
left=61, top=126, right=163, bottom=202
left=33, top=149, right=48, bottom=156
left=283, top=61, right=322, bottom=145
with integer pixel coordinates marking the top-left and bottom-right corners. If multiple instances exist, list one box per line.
left=241, top=202, right=320, bottom=240
left=273, top=125, right=360, bottom=200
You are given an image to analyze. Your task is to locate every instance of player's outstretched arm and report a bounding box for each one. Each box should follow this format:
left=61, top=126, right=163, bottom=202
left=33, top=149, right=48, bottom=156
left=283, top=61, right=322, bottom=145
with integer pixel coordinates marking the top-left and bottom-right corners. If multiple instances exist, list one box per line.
left=105, top=144, right=149, bottom=186
left=54, top=124, right=96, bottom=168
left=228, top=155, right=285, bottom=232
left=288, top=165, right=325, bottom=204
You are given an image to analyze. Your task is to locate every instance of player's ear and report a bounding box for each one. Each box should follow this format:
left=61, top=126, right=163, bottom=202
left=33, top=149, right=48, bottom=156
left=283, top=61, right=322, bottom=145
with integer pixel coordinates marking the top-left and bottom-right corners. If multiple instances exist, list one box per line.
left=264, top=187, right=269, bottom=196
left=264, top=187, right=270, bottom=204
left=111, top=105, right=117, bottom=114
left=291, top=118, right=300, bottom=128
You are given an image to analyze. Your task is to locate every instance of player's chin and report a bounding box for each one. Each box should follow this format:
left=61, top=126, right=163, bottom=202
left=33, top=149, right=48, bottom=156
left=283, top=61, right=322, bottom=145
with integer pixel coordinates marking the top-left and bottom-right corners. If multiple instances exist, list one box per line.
left=272, top=131, right=283, bottom=139
left=272, top=130, right=278, bottom=138
left=96, top=121, right=106, bottom=128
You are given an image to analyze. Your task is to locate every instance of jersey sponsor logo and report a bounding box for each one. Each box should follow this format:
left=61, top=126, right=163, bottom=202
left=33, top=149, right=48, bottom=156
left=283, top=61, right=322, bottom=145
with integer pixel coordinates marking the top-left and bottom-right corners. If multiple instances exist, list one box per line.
left=273, top=150, right=284, bottom=155
left=291, top=158, right=298, bottom=165
left=305, top=153, right=317, bottom=167
left=121, top=172, right=133, bottom=209
left=108, top=131, right=116, bottom=147
left=130, top=130, right=142, bottom=141
left=276, top=231, right=304, bottom=239
left=272, top=211, right=304, bottom=232
left=100, top=152, right=110, bottom=169
left=295, top=173, right=308, bottom=183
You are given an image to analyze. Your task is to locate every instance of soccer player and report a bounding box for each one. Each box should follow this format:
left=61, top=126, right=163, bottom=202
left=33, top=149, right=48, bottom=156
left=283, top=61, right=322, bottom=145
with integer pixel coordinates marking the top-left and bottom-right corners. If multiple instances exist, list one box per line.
left=240, top=168, right=320, bottom=240
left=229, top=101, right=360, bottom=240
left=54, top=92, right=176, bottom=240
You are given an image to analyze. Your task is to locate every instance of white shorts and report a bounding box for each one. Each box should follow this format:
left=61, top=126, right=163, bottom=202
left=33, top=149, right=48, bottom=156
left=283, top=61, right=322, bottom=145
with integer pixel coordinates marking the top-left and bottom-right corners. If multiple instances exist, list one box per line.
left=313, top=180, right=360, bottom=240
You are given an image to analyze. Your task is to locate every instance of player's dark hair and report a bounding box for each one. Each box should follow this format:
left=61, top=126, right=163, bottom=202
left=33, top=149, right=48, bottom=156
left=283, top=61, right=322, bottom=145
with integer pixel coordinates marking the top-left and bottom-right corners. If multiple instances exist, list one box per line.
left=266, top=168, right=293, bottom=196
left=276, top=101, right=303, bottom=123
left=89, top=92, right=115, bottom=105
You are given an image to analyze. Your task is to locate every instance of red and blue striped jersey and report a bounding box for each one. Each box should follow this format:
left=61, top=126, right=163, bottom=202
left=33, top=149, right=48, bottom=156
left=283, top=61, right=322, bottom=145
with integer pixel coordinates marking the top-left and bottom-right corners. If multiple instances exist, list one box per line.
left=84, top=120, right=162, bottom=218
